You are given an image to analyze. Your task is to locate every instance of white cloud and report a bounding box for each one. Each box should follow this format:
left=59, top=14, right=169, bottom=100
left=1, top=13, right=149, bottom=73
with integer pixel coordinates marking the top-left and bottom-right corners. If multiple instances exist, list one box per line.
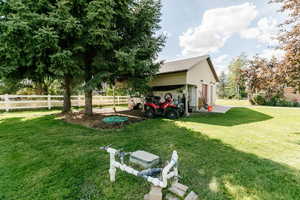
left=260, top=48, right=285, bottom=60
left=179, top=3, right=258, bottom=57
left=213, top=54, right=232, bottom=74
left=240, top=28, right=260, bottom=39
left=240, top=17, right=279, bottom=46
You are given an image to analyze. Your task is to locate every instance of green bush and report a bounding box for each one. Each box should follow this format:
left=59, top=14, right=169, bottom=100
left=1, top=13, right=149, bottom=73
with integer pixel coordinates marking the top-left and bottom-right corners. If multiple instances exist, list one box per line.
left=275, top=99, right=289, bottom=107
left=267, top=96, right=280, bottom=106
left=250, top=94, right=300, bottom=107
left=253, top=95, right=266, bottom=105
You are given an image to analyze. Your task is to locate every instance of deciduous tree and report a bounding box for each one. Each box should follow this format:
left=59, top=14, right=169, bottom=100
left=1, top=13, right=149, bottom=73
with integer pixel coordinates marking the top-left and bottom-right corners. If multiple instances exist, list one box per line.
left=227, top=54, right=247, bottom=99
left=271, top=0, right=300, bottom=91
left=242, top=56, right=283, bottom=103
left=217, top=71, right=227, bottom=99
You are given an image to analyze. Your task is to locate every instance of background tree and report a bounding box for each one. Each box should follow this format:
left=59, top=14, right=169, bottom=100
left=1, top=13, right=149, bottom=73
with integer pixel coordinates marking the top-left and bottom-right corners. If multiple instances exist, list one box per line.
left=242, top=56, right=283, bottom=104
left=227, top=54, right=247, bottom=99
left=217, top=71, right=227, bottom=99
left=271, top=0, right=300, bottom=92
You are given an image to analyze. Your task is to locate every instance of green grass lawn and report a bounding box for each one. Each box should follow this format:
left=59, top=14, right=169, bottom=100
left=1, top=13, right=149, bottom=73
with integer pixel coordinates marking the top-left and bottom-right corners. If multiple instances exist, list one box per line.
left=1, top=107, right=300, bottom=200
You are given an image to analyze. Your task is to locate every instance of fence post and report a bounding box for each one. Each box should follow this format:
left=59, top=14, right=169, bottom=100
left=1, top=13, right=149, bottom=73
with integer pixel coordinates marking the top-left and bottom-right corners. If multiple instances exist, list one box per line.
left=47, top=94, right=51, bottom=110
left=117, top=96, right=120, bottom=105
left=78, top=96, right=80, bottom=107
left=4, top=94, right=9, bottom=112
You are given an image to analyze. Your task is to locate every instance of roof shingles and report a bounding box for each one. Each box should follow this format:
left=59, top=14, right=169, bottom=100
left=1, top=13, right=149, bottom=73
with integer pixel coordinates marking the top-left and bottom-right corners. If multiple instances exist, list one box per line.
left=158, top=55, right=209, bottom=74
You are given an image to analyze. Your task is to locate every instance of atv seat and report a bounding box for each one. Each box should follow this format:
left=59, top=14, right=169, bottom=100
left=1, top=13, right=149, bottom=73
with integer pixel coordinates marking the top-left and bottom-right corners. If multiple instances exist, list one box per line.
left=146, top=96, right=161, bottom=105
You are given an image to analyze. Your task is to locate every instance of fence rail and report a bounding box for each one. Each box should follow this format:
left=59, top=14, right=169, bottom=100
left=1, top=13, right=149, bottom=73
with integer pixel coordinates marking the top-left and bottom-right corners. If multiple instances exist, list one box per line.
left=0, top=94, right=129, bottom=111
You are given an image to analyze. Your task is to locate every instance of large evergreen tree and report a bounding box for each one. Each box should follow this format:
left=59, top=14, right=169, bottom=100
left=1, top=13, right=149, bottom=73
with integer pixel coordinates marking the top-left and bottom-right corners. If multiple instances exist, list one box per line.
left=0, top=0, right=81, bottom=112
left=79, top=0, right=164, bottom=115
left=0, top=0, right=164, bottom=115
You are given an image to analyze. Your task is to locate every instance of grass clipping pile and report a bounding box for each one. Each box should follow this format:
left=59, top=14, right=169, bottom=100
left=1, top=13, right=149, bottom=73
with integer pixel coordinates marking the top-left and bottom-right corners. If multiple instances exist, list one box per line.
left=59, top=110, right=145, bottom=129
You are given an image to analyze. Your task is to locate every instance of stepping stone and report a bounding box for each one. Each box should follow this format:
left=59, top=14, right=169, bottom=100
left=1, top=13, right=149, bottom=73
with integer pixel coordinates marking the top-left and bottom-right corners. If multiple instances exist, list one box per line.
left=184, top=191, right=199, bottom=200
left=166, top=193, right=180, bottom=200
left=168, top=186, right=186, bottom=198
left=149, top=186, right=163, bottom=200
left=168, top=182, right=188, bottom=198
left=172, top=182, right=189, bottom=192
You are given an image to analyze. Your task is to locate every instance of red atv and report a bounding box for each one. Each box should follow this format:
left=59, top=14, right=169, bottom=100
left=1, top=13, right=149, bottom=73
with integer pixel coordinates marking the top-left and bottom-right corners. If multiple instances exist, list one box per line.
left=144, top=93, right=185, bottom=119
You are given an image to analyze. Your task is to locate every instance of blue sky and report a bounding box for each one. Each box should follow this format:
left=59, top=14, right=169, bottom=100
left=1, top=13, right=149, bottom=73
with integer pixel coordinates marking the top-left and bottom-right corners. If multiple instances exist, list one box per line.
left=158, top=0, right=285, bottom=74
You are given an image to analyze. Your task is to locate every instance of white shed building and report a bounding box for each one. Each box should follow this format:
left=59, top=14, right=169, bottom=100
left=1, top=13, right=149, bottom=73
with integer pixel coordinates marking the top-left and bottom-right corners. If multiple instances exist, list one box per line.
left=149, top=55, right=219, bottom=113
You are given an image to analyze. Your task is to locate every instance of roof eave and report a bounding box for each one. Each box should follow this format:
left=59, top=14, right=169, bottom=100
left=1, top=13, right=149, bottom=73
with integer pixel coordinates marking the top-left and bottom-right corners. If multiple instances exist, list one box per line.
left=207, top=57, right=219, bottom=82
left=156, top=69, right=188, bottom=75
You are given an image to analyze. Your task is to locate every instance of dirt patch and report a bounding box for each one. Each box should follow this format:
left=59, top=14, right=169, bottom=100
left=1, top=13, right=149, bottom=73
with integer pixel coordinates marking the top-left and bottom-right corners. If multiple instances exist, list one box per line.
left=58, top=109, right=146, bottom=129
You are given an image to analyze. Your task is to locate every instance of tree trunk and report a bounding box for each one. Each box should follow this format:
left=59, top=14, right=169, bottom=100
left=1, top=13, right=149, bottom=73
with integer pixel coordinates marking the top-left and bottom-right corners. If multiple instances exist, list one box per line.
left=113, top=85, right=116, bottom=113
left=84, top=89, right=93, bottom=115
left=83, top=50, right=96, bottom=116
left=84, top=68, right=93, bottom=115
left=63, top=75, right=72, bottom=113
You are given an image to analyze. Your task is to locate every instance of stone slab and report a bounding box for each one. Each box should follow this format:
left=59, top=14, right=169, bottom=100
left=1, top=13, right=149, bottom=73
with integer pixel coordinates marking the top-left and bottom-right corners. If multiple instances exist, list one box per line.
left=168, top=186, right=186, bottom=198
left=172, top=182, right=189, bottom=193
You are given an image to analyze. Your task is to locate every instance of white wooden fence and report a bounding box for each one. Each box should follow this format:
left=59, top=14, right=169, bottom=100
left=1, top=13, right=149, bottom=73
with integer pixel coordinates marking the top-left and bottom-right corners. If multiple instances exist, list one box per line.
left=0, top=94, right=129, bottom=111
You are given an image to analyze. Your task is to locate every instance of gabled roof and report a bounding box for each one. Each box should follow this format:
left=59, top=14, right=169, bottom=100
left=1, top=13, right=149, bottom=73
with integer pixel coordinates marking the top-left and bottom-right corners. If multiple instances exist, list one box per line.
left=158, top=55, right=219, bottom=82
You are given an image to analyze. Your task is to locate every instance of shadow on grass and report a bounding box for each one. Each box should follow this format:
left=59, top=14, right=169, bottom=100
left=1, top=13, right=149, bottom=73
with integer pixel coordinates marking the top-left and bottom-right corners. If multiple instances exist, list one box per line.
left=0, top=114, right=299, bottom=200
left=185, top=107, right=273, bottom=127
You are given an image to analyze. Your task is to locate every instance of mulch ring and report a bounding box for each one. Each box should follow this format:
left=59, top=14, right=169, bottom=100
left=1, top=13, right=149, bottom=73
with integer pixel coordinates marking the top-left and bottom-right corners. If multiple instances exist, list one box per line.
left=58, top=109, right=146, bottom=129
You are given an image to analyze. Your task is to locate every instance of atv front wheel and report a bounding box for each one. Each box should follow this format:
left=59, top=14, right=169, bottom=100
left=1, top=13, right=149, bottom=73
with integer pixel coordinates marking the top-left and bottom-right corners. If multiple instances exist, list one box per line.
left=166, top=109, right=179, bottom=119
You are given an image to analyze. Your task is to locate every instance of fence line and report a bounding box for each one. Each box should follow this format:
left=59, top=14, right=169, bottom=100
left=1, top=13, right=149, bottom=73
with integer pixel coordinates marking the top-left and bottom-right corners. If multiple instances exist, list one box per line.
left=0, top=94, right=129, bottom=111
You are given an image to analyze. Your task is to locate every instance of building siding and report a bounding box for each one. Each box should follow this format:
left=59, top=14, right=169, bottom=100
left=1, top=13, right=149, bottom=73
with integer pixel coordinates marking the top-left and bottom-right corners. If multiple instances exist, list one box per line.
left=187, top=60, right=216, bottom=85
left=284, top=87, right=300, bottom=102
left=149, top=71, right=187, bottom=87
left=187, top=60, right=218, bottom=105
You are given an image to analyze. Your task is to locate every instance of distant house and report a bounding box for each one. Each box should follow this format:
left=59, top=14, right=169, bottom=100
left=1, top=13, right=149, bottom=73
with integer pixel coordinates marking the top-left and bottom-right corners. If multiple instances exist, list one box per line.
left=149, top=55, right=219, bottom=113
left=284, top=87, right=300, bottom=103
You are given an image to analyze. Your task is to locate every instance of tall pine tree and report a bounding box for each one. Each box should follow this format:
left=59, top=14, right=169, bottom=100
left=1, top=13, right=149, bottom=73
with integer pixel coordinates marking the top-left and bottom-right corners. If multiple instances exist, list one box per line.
left=0, top=0, right=165, bottom=115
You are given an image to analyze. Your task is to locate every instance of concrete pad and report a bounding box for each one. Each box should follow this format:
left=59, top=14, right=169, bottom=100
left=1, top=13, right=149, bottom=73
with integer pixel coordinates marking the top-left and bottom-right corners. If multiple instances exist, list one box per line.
left=197, top=105, right=232, bottom=114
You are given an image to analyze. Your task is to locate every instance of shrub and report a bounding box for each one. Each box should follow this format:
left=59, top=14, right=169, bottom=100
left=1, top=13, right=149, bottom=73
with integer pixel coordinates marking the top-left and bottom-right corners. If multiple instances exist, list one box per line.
left=249, top=93, right=300, bottom=107
left=293, top=102, right=300, bottom=107
left=275, top=99, right=289, bottom=107
left=253, top=95, right=266, bottom=105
